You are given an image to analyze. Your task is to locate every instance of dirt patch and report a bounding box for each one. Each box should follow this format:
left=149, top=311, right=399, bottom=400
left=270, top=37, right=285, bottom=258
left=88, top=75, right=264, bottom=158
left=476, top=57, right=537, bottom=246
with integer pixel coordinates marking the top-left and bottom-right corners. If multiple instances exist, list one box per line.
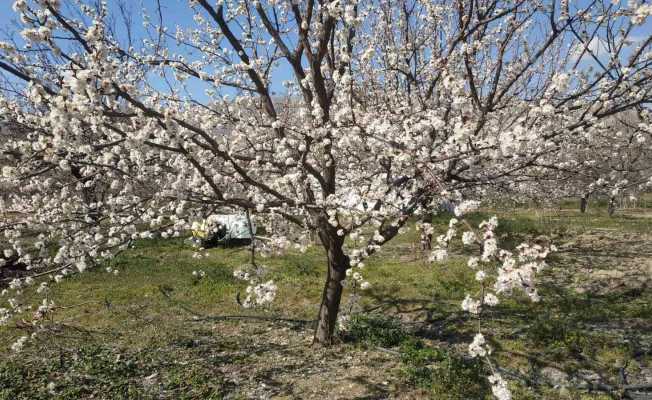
left=194, top=321, right=412, bottom=399
left=555, top=231, right=652, bottom=295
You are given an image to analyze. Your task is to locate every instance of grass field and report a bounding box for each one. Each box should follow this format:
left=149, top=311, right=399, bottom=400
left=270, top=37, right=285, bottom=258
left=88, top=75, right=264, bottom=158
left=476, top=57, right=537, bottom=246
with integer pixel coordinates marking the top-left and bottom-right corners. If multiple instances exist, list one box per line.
left=1, top=204, right=651, bottom=399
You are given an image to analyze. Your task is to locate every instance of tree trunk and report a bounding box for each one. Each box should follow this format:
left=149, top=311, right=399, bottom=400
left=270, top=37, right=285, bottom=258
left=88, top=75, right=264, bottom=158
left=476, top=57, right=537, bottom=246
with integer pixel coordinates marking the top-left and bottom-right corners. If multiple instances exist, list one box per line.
left=608, top=196, right=616, bottom=217
left=420, top=210, right=433, bottom=251
left=314, top=226, right=349, bottom=344
left=580, top=194, right=588, bottom=213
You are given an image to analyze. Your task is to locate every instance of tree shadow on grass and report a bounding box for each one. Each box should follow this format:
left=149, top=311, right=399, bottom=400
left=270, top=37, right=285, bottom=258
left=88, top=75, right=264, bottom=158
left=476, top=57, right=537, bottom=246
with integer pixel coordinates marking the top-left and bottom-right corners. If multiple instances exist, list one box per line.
left=360, top=275, right=652, bottom=387
left=346, top=375, right=391, bottom=399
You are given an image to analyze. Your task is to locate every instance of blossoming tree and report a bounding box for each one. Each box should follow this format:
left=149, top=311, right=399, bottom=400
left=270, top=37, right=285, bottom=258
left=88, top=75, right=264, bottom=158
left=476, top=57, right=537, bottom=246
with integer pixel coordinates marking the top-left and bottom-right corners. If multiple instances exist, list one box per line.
left=1, top=0, right=652, bottom=359
left=544, top=109, right=652, bottom=213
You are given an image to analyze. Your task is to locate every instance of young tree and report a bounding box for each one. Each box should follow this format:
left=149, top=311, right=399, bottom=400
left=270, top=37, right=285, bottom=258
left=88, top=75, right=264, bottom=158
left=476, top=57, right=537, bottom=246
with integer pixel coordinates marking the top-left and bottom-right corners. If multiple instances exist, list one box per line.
left=1, top=0, right=652, bottom=351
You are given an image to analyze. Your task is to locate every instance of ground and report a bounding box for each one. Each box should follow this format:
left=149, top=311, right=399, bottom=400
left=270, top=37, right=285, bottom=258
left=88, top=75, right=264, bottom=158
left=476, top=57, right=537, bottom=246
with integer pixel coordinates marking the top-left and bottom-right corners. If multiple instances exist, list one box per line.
left=0, top=202, right=651, bottom=399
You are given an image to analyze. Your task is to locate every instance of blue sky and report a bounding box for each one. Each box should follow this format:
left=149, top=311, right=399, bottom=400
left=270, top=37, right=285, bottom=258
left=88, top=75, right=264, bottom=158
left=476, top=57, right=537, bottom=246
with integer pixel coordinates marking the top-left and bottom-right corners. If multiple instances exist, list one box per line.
left=1, top=1, right=651, bottom=101
left=0, top=1, right=18, bottom=35
left=0, top=0, right=297, bottom=100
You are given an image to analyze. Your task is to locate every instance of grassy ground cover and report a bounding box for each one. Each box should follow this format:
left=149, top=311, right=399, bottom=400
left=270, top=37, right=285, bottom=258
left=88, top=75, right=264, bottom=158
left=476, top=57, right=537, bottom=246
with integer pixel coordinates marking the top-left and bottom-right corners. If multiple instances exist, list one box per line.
left=1, top=204, right=650, bottom=399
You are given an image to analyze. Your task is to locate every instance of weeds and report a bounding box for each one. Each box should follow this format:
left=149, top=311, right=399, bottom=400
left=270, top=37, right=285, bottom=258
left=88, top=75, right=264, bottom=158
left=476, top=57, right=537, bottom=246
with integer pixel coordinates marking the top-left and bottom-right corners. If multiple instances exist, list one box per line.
left=399, top=338, right=490, bottom=399
left=343, top=314, right=407, bottom=347
left=0, top=341, right=231, bottom=400
left=343, top=315, right=490, bottom=399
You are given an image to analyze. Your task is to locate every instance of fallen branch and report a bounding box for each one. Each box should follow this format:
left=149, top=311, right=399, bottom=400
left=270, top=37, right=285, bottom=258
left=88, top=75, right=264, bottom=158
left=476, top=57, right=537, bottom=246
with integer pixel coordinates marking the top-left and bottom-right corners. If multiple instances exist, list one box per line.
left=187, top=314, right=315, bottom=325
left=375, top=346, right=401, bottom=356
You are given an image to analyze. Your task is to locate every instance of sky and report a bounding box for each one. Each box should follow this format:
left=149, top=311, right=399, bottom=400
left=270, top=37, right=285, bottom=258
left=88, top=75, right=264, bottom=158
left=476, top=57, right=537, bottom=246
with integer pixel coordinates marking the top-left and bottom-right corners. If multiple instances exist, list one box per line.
left=0, top=0, right=297, bottom=100
left=1, top=0, right=652, bottom=102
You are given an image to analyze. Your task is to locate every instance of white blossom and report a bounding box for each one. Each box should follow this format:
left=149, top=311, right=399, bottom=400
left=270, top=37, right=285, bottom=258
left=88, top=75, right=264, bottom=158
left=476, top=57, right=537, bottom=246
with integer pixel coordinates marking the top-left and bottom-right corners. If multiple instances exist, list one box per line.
left=488, top=374, right=512, bottom=400
left=461, top=294, right=481, bottom=314
left=475, top=270, right=486, bottom=282
left=454, top=200, right=480, bottom=217
left=430, top=248, right=448, bottom=262
left=11, top=335, right=28, bottom=352
left=462, top=231, right=476, bottom=246
left=468, top=333, right=490, bottom=358
left=484, top=293, right=499, bottom=306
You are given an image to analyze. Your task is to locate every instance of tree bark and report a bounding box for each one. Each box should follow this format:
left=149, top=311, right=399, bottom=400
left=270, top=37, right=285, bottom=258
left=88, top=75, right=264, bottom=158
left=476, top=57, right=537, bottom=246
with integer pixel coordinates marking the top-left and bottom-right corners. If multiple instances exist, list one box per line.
left=420, top=210, right=433, bottom=251
left=608, top=196, right=616, bottom=217
left=580, top=194, right=589, bottom=213
left=314, top=225, right=349, bottom=344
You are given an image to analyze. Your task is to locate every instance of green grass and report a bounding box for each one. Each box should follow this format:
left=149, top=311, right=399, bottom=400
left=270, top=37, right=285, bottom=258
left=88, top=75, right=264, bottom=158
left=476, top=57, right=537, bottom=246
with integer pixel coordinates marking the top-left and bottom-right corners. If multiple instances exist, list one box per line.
left=398, top=338, right=490, bottom=399
left=343, top=314, right=408, bottom=347
left=0, top=336, right=236, bottom=400
left=1, top=203, right=650, bottom=399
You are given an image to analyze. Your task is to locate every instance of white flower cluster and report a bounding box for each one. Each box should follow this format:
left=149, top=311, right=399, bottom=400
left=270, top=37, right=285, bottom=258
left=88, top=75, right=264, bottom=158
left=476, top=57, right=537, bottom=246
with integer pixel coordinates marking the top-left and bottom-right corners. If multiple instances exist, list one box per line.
left=454, top=200, right=480, bottom=217
left=429, top=217, right=459, bottom=262
left=479, top=217, right=499, bottom=261
left=430, top=248, right=448, bottom=262
left=9, top=278, right=22, bottom=291
left=632, top=3, right=652, bottom=24
left=33, top=299, right=54, bottom=320
left=462, top=231, right=476, bottom=246
left=416, top=222, right=434, bottom=236
left=11, top=335, right=29, bottom=353
left=0, top=307, right=10, bottom=325
left=493, top=242, right=554, bottom=302
left=484, top=293, right=499, bottom=306
left=337, top=313, right=351, bottom=332
left=343, top=268, right=371, bottom=290
left=233, top=265, right=277, bottom=308
left=233, top=269, right=251, bottom=281
left=454, top=215, right=554, bottom=400
left=36, top=282, right=49, bottom=294
left=192, top=270, right=206, bottom=279
left=468, top=333, right=491, bottom=358
left=461, top=294, right=481, bottom=314
left=244, top=280, right=278, bottom=308
left=489, top=373, right=512, bottom=400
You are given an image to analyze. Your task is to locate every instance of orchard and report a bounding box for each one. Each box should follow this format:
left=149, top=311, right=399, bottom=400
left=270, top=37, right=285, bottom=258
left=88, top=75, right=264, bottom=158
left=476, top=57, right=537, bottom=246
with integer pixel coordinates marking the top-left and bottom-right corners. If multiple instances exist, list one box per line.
left=1, top=1, right=651, bottom=399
